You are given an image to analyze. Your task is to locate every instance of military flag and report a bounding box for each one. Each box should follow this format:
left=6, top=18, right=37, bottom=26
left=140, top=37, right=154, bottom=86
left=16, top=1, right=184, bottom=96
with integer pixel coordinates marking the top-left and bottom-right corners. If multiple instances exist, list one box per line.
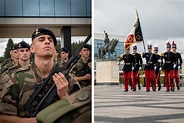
left=124, top=9, right=144, bottom=50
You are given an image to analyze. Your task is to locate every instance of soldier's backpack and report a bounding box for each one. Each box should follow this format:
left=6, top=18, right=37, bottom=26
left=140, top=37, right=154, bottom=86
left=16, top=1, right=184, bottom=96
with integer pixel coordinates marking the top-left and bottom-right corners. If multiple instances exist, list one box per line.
left=36, top=86, right=91, bottom=123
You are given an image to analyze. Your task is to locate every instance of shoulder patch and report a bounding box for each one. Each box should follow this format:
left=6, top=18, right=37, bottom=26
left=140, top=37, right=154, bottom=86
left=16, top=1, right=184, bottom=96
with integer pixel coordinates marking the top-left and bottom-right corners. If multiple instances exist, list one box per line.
left=161, top=53, right=164, bottom=56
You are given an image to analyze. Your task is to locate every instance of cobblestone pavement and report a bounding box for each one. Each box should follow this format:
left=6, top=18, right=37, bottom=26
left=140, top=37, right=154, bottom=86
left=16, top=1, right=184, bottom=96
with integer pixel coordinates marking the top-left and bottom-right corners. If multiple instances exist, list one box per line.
left=94, top=85, right=184, bottom=123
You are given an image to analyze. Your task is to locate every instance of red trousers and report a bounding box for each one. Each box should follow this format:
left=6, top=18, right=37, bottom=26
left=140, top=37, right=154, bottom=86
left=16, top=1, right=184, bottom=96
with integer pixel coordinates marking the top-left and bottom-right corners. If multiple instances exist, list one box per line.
left=173, top=70, right=179, bottom=87
left=164, top=70, right=174, bottom=90
left=155, top=72, right=161, bottom=87
left=132, top=71, right=140, bottom=90
left=145, top=70, right=155, bottom=91
left=123, top=71, right=132, bottom=90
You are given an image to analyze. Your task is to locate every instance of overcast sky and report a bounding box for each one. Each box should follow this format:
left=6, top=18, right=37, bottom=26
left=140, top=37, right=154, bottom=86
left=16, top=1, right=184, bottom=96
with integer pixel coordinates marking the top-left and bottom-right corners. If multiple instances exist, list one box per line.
left=94, top=0, right=184, bottom=55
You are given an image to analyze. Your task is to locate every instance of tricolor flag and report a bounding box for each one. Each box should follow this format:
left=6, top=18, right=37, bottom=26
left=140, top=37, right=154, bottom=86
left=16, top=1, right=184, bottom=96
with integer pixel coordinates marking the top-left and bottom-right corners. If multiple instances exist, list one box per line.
left=124, top=10, right=144, bottom=50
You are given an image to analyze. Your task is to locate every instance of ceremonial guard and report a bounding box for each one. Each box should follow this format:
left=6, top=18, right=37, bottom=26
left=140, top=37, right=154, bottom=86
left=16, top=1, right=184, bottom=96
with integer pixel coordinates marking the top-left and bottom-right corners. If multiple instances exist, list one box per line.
left=171, top=41, right=182, bottom=90
left=118, top=48, right=134, bottom=92
left=132, top=44, right=142, bottom=91
left=142, top=41, right=157, bottom=92
left=154, top=43, right=162, bottom=91
left=161, top=41, right=176, bottom=91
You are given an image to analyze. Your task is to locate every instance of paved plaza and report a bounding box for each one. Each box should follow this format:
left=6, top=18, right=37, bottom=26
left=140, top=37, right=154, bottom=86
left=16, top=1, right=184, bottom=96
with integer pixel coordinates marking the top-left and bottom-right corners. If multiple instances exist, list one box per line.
left=94, top=85, right=184, bottom=123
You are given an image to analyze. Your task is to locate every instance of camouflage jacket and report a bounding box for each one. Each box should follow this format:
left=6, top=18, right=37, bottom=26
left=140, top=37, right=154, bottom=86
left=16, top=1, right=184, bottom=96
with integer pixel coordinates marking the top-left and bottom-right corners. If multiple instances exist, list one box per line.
left=0, top=58, right=15, bottom=74
left=0, top=63, right=21, bottom=92
left=0, top=62, right=79, bottom=117
left=57, top=59, right=68, bottom=68
left=71, top=58, right=91, bottom=87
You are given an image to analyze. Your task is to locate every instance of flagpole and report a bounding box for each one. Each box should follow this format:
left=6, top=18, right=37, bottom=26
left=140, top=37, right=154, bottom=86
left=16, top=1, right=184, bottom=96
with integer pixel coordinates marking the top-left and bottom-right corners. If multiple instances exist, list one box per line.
left=136, top=9, right=146, bottom=52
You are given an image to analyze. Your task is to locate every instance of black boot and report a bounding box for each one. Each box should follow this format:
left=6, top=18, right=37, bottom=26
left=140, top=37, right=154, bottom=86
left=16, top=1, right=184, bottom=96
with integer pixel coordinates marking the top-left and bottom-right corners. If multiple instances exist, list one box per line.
left=138, top=84, right=141, bottom=90
left=158, top=86, right=161, bottom=91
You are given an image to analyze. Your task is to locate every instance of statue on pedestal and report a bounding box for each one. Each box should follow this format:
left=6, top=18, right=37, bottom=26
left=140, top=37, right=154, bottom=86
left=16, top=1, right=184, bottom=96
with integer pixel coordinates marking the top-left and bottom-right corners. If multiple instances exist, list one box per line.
left=98, top=31, right=119, bottom=59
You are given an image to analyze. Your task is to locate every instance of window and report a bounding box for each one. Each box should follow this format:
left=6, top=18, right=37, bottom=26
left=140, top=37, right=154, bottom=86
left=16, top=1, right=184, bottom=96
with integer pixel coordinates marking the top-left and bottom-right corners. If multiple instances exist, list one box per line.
left=97, top=43, right=102, bottom=48
left=0, top=0, right=5, bottom=16
left=23, top=0, right=39, bottom=16
left=71, top=0, right=86, bottom=16
left=6, top=0, right=22, bottom=16
left=55, top=0, right=70, bottom=16
left=40, top=0, right=54, bottom=16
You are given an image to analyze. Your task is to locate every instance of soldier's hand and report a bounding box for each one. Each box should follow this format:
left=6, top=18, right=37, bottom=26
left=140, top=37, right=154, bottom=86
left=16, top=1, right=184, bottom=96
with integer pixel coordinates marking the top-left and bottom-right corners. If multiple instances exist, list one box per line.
left=88, top=62, right=92, bottom=70
left=53, top=72, right=69, bottom=99
left=154, top=66, right=157, bottom=71
left=84, top=74, right=91, bottom=80
left=139, top=67, right=141, bottom=71
left=159, top=67, right=162, bottom=71
left=173, top=64, right=176, bottom=68
left=178, top=66, right=181, bottom=69
left=116, top=61, right=120, bottom=65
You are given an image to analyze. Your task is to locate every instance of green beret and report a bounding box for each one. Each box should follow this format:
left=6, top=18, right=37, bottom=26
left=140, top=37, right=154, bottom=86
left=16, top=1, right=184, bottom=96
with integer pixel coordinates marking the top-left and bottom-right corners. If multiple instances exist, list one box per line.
left=32, top=28, right=57, bottom=46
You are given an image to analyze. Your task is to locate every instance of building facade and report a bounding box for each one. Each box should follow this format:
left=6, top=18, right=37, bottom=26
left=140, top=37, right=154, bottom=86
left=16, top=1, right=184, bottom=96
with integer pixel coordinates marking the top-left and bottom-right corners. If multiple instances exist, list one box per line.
left=0, top=0, right=91, bottom=55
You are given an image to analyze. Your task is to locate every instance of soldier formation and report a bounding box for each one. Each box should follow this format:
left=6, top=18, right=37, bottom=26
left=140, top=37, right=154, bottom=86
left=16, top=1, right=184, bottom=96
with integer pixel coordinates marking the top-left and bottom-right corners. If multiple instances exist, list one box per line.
left=118, top=40, right=182, bottom=92
left=0, top=28, right=91, bottom=122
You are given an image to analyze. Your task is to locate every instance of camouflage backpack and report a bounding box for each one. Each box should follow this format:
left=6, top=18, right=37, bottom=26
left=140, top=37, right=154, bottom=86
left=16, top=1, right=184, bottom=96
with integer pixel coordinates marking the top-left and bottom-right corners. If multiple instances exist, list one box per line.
left=36, top=86, right=91, bottom=123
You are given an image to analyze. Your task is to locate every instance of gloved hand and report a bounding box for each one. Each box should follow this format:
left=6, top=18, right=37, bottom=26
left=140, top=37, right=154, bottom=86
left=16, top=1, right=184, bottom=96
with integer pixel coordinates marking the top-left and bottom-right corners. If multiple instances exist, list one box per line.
left=178, top=66, right=181, bottom=69
left=116, top=61, right=120, bottom=65
left=159, top=67, right=162, bottom=71
left=173, top=64, right=176, bottom=68
left=158, top=59, right=161, bottom=63
left=139, top=67, right=141, bottom=71
left=154, top=66, right=157, bottom=71
left=132, top=67, right=134, bottom=71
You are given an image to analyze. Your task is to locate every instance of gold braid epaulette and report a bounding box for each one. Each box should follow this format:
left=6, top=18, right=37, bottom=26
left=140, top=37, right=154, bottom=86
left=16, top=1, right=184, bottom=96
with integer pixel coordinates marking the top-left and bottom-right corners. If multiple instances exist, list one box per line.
left=161, top=53, right=164, bottom=57
left=119, top=54, right=124, bottom=58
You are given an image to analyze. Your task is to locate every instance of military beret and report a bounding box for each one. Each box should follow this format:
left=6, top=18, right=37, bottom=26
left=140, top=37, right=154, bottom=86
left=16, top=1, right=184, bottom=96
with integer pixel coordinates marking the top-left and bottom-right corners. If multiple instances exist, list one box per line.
left=17, top=41, right=30, bottom=49
left=83, top=44, right=90, bottom=50
left=31, top=28, right=57, bottom=46
left=10, top=43, right=18, bottom=50
left=61, top=47, right=69, bottom=53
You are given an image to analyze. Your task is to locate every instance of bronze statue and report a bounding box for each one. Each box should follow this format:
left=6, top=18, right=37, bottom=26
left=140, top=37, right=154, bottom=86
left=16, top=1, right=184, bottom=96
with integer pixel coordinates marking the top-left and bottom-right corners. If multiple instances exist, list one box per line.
left=98, top=31, right=119, bottom=59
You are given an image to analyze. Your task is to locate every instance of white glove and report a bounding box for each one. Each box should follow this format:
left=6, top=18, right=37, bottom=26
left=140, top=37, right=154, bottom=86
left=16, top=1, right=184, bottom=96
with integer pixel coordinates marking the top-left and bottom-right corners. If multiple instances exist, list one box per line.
left=116, top=61, right=120, bottom=65
left=139, top=67, right=141, bottom=71
left=173, top=64, right=176, bottom=68
left=159, top=67, right=162, bottom=71
left=158, top=59, right=161, bottom=63
left=132, top=67, right=134, bottom=71
left=154, top=66, right=157, bottom=71
left=178, top=66, right=181, bottom=69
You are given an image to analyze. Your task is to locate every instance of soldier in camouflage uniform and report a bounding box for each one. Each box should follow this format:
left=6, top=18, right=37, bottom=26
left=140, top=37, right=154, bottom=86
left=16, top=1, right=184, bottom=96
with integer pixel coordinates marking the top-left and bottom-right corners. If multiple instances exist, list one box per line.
left=72, top=45, right=91, bottom=87
left=0, top=44, right=19, bottom=75
left=0, top=41, right=31, bottom=92
left=0, top=28, right=70, bottom=122
left=58, top=47, right=69, bottom=68
left=0, top=28, right=91, bottom=123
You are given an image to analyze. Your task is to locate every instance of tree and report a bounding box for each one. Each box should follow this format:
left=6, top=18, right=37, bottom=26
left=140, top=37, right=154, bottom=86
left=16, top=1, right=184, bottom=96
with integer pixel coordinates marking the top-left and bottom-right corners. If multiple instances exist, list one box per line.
left=4, top=38, right=14, bottom=59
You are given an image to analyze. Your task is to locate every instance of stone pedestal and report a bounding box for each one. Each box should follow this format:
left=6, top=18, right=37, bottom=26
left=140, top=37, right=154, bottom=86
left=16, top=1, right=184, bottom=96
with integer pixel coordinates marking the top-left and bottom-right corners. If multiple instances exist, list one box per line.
left=96, top=61, right=119, bottom=84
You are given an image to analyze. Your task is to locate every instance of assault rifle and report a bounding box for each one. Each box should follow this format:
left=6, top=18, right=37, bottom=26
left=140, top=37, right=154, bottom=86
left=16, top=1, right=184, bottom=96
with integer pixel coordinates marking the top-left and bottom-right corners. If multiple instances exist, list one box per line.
left=24, top=34, right=91, bottom=117
left=77, top=58, right=91, bottom=76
